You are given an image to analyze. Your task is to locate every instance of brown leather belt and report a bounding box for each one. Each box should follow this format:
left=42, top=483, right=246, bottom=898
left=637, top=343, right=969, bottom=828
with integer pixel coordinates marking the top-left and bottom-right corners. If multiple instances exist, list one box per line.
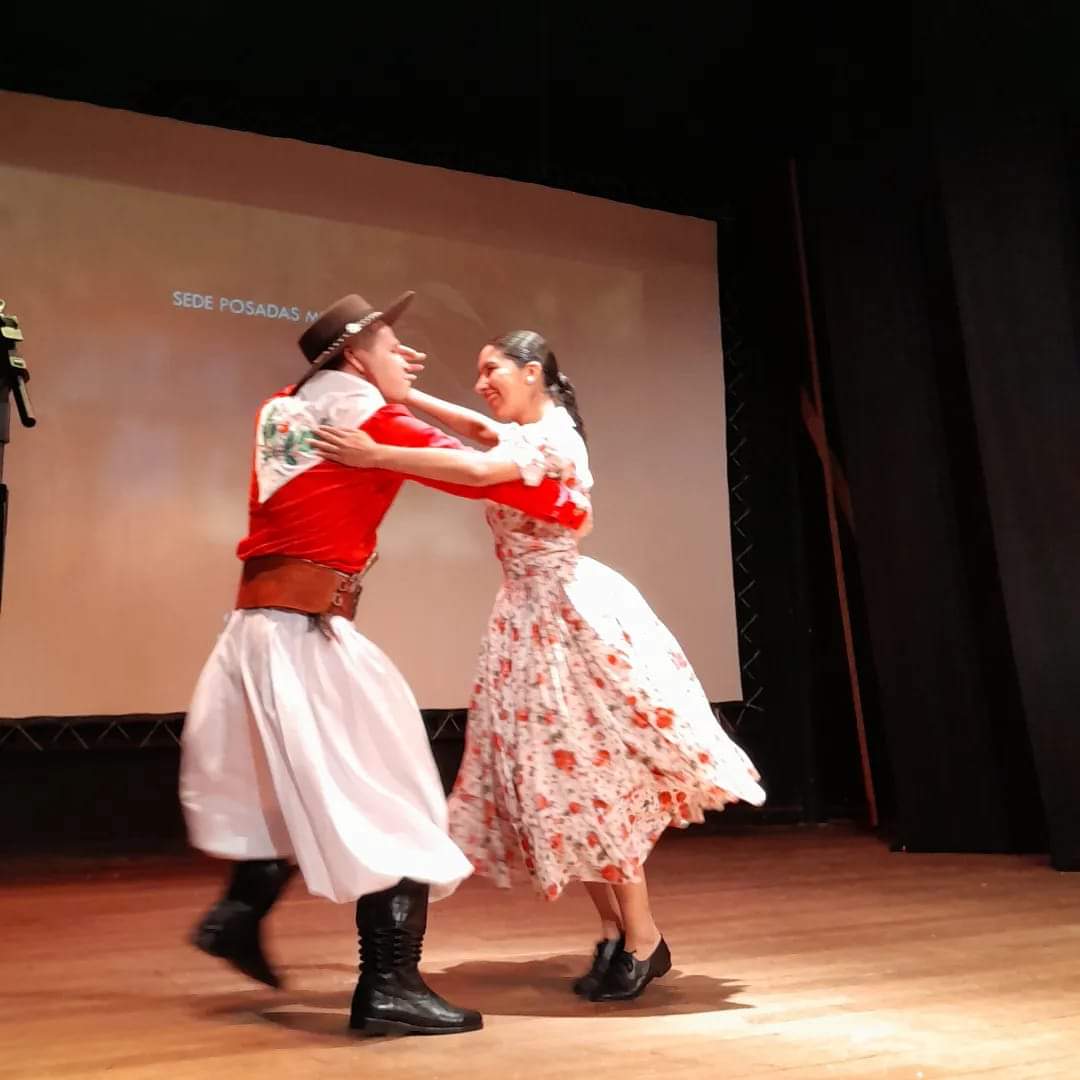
left=235, top=553, right=378, bottom=633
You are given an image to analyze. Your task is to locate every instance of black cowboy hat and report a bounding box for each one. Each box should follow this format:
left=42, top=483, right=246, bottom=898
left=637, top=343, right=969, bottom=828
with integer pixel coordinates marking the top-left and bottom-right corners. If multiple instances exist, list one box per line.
left=293, top=290, right=415, bottom=391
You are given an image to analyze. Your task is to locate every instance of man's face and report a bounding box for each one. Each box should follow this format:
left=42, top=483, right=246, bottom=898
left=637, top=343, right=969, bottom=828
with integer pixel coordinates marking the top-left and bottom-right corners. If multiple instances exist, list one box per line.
left=345, top=323, right=414, bottom=402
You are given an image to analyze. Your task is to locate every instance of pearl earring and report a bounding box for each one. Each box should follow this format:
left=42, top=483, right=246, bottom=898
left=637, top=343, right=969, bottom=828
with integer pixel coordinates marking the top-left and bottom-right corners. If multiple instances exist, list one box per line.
left=527, top=377, right=535, bottom=384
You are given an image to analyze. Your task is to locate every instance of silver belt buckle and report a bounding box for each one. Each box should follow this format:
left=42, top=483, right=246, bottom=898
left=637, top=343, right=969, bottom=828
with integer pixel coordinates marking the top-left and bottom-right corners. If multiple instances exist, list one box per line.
left=335, top=551, right=378, bottom=606
left=315, top=553, right=377, bottom=641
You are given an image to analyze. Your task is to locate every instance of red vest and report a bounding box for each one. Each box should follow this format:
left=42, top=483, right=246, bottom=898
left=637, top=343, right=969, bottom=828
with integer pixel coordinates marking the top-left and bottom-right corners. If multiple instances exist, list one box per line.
left=237, top=397, right=586, bottom=574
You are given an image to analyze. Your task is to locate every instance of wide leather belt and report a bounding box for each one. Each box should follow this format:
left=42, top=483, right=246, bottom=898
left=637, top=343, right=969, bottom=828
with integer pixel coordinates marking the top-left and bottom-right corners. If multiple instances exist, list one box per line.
left=235, top=553, right=378, bottom=636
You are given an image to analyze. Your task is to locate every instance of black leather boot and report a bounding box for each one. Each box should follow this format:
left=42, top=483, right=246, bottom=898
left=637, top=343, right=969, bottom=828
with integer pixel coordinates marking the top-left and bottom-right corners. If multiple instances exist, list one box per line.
left=349, top=878, right=483, bottom=1036
left=192, top=858, right=295, bottom=988
left=572, top=936, right=624, bottom=997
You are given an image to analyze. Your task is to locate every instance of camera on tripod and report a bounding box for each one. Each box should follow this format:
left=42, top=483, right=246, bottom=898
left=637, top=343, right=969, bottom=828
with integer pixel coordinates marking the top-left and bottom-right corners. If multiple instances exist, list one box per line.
left=1, top=301, right=35, bottom=431
left=1, top=298, right=37, bottom=613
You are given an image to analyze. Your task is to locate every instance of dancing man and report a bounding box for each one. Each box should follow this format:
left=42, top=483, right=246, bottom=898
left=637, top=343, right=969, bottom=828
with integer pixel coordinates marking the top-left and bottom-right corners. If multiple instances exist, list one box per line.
left=180, top=292, right=589, bottom=1036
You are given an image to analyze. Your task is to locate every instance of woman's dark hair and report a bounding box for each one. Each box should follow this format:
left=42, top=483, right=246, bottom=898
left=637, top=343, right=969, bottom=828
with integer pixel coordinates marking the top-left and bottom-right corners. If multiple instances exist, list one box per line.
left=491, top=330, right=586, bottom=443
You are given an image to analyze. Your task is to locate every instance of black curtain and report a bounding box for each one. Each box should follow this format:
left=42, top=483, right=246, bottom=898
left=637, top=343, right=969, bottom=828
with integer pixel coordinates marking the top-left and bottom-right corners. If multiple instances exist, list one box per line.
left=924, top=9, right=1080, bottom=867
left=801, top=4, right=1080, bottom=862
left=803, top=131, right=1040, bottom=853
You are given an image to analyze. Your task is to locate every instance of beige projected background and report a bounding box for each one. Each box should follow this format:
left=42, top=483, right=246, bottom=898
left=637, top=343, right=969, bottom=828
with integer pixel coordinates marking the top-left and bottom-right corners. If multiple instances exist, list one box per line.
left=0, top=91, right=740, bottom=715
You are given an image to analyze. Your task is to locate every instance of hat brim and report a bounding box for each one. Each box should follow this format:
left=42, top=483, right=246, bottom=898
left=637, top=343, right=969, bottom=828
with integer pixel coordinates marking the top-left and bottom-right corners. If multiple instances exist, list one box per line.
left=292, top=291, right=415, bottom=393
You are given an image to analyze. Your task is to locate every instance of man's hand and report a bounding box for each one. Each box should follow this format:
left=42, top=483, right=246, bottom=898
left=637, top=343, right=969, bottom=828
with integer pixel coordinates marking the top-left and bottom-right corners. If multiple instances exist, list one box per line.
left=311, top=426, right=385, bottom=468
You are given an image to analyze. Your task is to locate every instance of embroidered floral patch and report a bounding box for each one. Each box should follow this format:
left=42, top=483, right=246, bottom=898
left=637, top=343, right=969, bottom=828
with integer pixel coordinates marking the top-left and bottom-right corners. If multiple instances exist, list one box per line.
left=252, top=373, right=386, bottom=503
left=260, top=401, right=324, bottom=467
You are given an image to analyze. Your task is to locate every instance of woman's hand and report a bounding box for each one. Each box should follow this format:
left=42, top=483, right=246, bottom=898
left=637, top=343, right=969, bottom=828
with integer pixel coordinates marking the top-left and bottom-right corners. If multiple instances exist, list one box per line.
left=574, top=504, right=594, bottom=540
left=311, top=427, right=385, bottom=468
left=397, top=344, right=426, bottom=380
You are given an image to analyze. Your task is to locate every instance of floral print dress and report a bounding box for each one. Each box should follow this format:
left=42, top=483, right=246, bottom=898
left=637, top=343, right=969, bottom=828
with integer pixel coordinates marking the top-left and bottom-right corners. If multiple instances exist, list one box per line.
left=447, top=406, right=765, bottom=899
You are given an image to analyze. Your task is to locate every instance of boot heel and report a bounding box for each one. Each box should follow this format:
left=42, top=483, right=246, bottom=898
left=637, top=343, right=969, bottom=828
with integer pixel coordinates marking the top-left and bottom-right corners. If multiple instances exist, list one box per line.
left=352, top=1016, right=484, bottom=1036
left=654, top=938, right=673, bottom=979
left=355, top=1018, right=412, bottom=1037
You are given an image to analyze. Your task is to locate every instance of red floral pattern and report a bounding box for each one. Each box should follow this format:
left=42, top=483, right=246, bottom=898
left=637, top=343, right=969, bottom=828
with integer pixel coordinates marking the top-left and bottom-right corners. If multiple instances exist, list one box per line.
left=448, top=408, right=765, bottom=900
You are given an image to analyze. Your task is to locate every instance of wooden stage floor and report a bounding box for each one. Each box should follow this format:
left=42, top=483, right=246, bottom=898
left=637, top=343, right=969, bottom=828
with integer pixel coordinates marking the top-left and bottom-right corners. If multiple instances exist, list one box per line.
left=3, top=827, right=1079, bottom=1079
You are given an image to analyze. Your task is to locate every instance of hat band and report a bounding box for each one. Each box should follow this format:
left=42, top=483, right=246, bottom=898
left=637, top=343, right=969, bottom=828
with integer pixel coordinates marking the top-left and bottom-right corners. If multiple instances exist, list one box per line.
left=309, top=309, right=384, bottom=366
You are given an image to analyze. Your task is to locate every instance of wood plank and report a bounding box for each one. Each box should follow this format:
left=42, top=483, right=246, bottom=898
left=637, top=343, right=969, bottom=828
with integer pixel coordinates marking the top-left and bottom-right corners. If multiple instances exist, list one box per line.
left=3, top=827, right=1079, bottom=1079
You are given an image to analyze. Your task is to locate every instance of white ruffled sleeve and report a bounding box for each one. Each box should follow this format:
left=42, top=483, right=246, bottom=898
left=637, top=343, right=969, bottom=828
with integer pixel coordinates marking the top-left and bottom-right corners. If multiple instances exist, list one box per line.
left=489, top=422, right=549, bottom=487
left=489, top=409, right=591, bottom=492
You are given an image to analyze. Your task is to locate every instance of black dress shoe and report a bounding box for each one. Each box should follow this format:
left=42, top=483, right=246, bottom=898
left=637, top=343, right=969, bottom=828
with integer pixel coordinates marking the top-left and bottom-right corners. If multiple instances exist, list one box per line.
left=192, top=859, right=295, bottom=988
left=572, top=937, right=624, bottom=997
left=590, top=937, right=672, bottom=1001
left=350, top=879, right=483, bottom=1037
